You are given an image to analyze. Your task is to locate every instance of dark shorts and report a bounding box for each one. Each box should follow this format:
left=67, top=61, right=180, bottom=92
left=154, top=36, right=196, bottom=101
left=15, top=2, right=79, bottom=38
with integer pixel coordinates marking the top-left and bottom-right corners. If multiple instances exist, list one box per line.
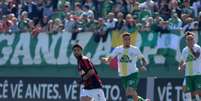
left=120, top=72, right=139, bottom=90
left=185, top=75, right=201, bottom=92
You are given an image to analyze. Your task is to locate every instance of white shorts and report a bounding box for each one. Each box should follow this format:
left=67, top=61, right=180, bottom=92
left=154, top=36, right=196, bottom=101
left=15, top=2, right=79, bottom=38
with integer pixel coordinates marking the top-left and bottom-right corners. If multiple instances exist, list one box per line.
left=80, top=88, right=106, bottom=101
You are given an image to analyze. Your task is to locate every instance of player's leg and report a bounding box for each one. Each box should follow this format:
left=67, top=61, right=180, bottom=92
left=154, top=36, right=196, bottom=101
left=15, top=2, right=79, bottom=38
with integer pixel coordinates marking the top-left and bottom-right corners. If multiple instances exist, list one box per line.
left=126, top=88, right=147, bottom=101
left=192, top=91, right=201, bottom=101
left=80, top=89, right=94, bottom=101
left=126, top=87, right=138, bottom=101
left=91, top=89, right=106, bottom=101
left=121, top=75, right=133, bottom=101
left=97, top=89, right=106, bottom=101
left=192, top=75, right=201, bottom=100
left=186, top=76, right=195, bottom=100
left=80, top=96, right=93, bottom=101
left=122, top=73, right=139, bottom=101
left=81, top=89, right=106, bottom=101
left=182, top=77, right=192, bottom=101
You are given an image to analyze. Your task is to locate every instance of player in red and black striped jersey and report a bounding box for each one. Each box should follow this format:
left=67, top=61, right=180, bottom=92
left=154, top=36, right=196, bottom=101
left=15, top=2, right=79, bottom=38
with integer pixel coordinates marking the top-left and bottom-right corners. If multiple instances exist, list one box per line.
left=72, top=44, right=106, bottom=101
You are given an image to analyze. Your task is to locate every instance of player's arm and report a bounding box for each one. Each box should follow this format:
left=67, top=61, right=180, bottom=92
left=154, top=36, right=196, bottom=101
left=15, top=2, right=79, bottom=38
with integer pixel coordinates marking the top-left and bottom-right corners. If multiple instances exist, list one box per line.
left=82, top=59, right=96, bottom=80
left=83, top=69, right=95, bottom=80
left=179, top=48, right=186, bottom=72
left=101, top=56, right=113, bottom=64
left=101, top=47, right=118, bottom=64
left=178, top=60, right=186, bottom=72
left=141, top=56, right=148, bottom=67
left=139, top=56, right=148, bottom=72
left=189, top=47, right=200, bottom=59
left=136, top=48, right=148, bottom=71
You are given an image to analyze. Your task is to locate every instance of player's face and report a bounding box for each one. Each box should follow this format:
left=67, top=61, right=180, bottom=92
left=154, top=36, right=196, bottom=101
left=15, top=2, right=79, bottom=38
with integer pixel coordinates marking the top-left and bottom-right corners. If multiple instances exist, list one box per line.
left=123, top=35, right=131, bottom=47
left=186, top=35, right=195, bottom=48
left=73, top=47, right=82, bottom=58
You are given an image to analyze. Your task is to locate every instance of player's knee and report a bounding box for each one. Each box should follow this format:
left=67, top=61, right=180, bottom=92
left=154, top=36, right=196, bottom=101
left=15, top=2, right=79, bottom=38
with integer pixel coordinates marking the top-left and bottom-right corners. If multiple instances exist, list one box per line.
left=80, top=96, right=92, bottom=101
left=196, top=90, right=201, bottom=95
left=127, top=96, right=133, bottom=101
left=192, top=90, right=201, bottom=96
left=182, top=86, right=187, bottom=92
left=126, top=87, right=137, bottom=96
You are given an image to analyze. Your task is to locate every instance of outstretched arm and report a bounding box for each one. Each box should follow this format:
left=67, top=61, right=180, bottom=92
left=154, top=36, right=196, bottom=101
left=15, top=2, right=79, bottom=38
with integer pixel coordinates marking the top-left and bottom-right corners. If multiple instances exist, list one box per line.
left=101, top=47, right=118, bottom=64
left=139, top=57, right=148, bottom=72
left=178, top=60, right=186, bottom=72
left=101, top=56, right=113, bottom=64
left=141, top=57, right=147, bottom=67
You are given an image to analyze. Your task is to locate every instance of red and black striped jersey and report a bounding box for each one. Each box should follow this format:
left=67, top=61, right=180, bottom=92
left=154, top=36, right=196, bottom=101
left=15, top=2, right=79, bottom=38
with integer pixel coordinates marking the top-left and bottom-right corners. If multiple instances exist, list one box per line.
left=77, top=56, right=103, bottom=89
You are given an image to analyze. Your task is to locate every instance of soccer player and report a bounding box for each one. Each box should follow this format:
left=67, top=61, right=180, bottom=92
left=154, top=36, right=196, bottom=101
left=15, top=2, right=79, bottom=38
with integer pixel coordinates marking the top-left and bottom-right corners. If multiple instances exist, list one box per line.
left=102, top=32, right=148, bottom=101
left=178, top=31, right=201, bottom=101
left=72, top=44, right=106, bottom=101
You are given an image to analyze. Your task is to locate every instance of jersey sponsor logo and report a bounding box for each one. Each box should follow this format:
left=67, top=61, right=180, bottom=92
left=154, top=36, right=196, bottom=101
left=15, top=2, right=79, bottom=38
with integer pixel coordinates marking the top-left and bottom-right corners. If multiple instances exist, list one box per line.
left=120, top=55, right=132, bottom=63
left=186, top=54, right=196, bottom=62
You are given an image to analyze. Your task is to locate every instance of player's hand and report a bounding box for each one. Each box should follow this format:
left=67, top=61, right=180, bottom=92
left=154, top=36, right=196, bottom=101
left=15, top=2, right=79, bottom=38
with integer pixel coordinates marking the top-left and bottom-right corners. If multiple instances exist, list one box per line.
left=100, top=57, right=109, bottom=64
left=178, top=63, right=186, bottom=72
left=139, top=66, right=147, bottom=72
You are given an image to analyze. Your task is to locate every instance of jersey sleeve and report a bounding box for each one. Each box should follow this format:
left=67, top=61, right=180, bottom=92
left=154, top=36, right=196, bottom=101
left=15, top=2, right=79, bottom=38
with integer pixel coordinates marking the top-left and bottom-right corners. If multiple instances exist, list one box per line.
left=197, top=45, right=201, bottom=59
left=109, top=47, right=119, bottom=58
left=180, top=48, right=186, bottom=62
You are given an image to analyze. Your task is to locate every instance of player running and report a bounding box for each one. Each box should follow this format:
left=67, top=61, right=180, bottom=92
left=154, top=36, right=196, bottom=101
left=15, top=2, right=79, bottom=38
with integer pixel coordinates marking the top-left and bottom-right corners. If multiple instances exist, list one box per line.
left=72, top=44, right=106, bottom=101
left=102, top=32, right=148, bottom=101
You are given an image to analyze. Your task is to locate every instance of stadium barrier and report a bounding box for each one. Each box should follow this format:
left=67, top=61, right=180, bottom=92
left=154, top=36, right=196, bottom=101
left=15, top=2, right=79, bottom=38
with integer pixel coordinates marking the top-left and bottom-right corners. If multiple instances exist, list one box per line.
left=0, top=77, right=185, bottom=101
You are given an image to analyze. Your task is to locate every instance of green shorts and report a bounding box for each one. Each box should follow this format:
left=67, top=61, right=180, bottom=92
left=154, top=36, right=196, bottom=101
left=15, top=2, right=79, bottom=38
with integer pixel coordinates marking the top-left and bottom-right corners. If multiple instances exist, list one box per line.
left=120, top=72, right=139, bottom=90
left=185, top=75, right=201, bottom=92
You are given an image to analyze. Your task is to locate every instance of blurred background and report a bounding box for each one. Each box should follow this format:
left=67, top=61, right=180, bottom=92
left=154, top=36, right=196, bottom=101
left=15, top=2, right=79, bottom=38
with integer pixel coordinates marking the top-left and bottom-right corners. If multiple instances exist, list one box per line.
left=0, top=0, right=201, bottom=101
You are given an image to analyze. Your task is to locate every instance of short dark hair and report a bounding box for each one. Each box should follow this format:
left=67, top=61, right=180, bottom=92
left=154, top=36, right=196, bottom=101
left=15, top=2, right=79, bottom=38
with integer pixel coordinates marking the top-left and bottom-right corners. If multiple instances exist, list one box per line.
left=185, top=31, right=194, bottom=37
left=72, top=44, right=82, bottom=50
left=121, top=32, right=131, bottom=38
left=83, top=5, right=89, bottom=9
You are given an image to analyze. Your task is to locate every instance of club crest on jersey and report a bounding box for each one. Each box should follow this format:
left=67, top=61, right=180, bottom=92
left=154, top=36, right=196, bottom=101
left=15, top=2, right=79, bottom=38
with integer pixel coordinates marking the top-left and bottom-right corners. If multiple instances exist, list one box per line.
left=120, top=55, right=132, bottom=63
left=79, top=70, right=85, bottom=75
left=187, top=54, right=196, bottom=62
